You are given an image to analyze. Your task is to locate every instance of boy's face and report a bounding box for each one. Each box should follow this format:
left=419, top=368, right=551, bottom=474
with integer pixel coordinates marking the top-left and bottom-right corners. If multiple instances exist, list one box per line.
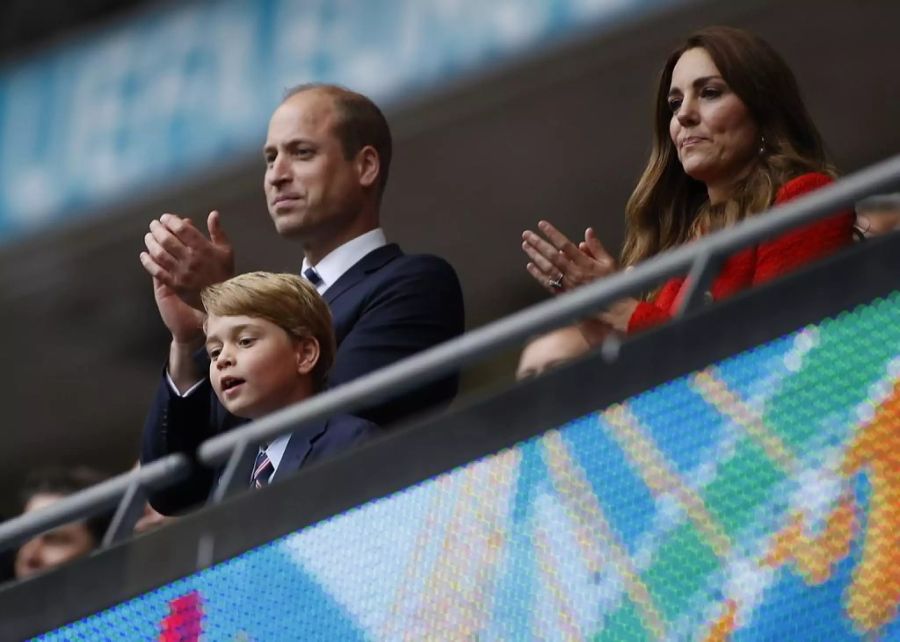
left=206, top=314, right=317, bottom=419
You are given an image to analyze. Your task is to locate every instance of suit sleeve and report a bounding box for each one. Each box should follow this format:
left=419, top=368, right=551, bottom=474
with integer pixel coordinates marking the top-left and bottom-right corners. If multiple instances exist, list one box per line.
left=140, top=363, right=221, bottom=515
left=329, top=256, right=465, bottom=426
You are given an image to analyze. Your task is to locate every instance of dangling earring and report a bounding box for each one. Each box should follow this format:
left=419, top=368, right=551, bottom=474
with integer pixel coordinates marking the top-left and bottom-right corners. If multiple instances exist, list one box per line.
left=758, top=135, right=767, bottom=156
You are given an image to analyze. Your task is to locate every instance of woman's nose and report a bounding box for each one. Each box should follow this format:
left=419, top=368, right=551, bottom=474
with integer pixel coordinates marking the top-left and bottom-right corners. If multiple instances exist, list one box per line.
left=676, top=96, right=700, bottom=126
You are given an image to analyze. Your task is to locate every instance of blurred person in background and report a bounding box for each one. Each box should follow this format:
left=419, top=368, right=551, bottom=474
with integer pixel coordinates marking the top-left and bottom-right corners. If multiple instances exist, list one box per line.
left=13, top=467, right=111, bottom=581
left=516, top=325, right=590, bottom=380
left=854, top=193, right=900, bottom=239
left=522, top=26, right=854, bottom=343
left=139, top=84, right=464, bottom=479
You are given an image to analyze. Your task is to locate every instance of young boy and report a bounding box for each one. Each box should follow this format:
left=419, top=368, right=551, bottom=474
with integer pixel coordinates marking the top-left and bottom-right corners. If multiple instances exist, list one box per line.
left=143, top=272, right=376, bottom=513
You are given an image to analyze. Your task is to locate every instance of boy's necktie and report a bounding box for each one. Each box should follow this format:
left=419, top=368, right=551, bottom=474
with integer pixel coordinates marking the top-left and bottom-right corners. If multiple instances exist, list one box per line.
left=251, top=449, right=274, bottom=488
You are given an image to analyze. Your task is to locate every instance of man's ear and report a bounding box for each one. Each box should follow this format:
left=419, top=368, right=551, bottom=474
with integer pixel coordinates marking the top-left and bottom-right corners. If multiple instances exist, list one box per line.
left=294, top=337, right=320, bottom=376
left=355, top=145, right=380, bottom=189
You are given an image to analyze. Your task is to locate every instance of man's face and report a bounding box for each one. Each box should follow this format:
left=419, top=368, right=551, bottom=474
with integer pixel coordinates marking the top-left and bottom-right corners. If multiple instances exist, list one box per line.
left=263, top=90, right=364, bottom=243
left=14, top=494, right=96, bottom=580
left=206, top=313, right=314, bottom=419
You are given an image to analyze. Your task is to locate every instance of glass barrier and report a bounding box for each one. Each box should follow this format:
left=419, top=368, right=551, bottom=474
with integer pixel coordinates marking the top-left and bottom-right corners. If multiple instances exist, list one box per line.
left=36, top=288, right=900, bottom=641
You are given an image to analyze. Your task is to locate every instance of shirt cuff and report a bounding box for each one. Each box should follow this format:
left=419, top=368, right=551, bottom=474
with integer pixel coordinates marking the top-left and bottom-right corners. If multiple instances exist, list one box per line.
left=166, top=370, right=206, bottom=398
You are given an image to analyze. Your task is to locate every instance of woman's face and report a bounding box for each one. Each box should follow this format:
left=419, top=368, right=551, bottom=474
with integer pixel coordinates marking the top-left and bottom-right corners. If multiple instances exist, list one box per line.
left=667, top=47, right=760, bottom=200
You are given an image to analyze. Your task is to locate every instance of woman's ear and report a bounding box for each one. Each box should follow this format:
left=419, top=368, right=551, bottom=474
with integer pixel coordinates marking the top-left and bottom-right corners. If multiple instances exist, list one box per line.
left=294, top=337, right=320, bottom=376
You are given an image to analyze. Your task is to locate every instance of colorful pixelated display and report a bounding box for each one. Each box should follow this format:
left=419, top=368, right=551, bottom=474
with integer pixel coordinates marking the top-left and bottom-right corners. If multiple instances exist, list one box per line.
left=37, top=292, right=900, bottom=640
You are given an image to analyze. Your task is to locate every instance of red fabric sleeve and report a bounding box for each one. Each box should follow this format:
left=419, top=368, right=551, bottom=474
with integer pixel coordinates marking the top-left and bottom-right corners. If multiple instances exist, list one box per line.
left=752, top=172, right=855, bottom=285
left=627, top=300, right=673, bottom=333
left=626, top=278, right=684, bottom=333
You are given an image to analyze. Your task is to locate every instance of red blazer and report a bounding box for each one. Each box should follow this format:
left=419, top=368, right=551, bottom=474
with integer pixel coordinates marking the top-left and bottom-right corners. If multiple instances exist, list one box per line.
left=628, top=172, right=855, bottom=333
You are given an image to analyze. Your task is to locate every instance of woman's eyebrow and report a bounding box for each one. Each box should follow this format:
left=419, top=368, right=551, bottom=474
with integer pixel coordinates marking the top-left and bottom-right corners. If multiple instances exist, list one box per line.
left=669, top=75, right=725, bottom=96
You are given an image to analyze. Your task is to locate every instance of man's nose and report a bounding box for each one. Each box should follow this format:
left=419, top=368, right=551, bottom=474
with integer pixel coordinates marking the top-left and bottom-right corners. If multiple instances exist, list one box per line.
left=267, top=154, right=291, bottom=186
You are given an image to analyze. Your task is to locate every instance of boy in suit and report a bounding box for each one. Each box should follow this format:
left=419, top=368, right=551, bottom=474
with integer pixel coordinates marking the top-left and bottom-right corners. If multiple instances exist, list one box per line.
left=144, top=271, right=376, bottom=512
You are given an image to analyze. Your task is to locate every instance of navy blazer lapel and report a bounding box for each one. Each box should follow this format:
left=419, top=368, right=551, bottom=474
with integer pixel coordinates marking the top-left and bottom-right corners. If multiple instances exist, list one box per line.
left=323, top=244, right=402, bottom=305
left=271, top=419, right=329, bottom=483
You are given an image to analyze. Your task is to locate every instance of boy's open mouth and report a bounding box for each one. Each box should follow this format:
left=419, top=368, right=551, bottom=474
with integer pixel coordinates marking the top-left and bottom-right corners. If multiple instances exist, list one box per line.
left=220, top=376, right=245, bottom=392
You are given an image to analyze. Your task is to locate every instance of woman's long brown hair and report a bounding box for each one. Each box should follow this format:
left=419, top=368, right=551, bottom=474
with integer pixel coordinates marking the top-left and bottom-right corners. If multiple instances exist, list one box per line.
left=621, top=26, right=834, bottom=269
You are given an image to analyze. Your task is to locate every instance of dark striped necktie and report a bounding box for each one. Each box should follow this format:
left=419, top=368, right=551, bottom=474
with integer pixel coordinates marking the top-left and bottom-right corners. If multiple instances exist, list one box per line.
left=251, top=449, right=274, bottom=489
left=303, top=266, right=323, bottom=287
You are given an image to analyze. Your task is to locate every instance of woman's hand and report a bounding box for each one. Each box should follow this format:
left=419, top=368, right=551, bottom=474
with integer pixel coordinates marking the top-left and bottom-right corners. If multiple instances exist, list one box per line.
left=522, top=221, right=617, bottom=294
left=521, top=220, right=640, bottom=336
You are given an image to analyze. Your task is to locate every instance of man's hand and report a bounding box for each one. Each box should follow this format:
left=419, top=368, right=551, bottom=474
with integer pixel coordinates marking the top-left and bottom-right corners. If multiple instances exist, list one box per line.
left=139, top=210, right=234, bottom=310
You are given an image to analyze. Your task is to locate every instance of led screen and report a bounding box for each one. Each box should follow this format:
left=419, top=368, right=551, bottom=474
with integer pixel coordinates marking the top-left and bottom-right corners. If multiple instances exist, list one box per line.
left=37, top=291, right=900, bottom=641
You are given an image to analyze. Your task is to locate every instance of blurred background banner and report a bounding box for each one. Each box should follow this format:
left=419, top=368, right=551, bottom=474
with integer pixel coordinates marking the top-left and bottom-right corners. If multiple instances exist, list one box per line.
left=0, top=0, right=682, bottom=240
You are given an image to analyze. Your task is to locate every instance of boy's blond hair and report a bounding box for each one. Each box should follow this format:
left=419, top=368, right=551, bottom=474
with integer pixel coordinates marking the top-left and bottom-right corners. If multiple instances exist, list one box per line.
left=201, top=272, right=335, bottom=391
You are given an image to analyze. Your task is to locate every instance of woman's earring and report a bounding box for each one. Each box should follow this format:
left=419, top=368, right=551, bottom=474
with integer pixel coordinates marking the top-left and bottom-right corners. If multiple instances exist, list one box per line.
left=758, top=135, right=767, bottom=155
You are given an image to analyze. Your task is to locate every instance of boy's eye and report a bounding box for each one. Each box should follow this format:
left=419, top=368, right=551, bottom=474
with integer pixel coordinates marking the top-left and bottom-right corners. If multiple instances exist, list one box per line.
left=238, top=337, right=256, bottom=347
left=208, top=348, right=220, bottom=360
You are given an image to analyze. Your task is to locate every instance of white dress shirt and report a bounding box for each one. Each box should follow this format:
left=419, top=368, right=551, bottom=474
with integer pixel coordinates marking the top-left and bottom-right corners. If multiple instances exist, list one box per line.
left=299, top=227, right=387, bottom=294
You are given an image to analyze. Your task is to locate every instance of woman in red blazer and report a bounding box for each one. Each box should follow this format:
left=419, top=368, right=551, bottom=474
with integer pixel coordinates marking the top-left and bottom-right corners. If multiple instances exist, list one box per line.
left=522, top=27, right=854, bottom=339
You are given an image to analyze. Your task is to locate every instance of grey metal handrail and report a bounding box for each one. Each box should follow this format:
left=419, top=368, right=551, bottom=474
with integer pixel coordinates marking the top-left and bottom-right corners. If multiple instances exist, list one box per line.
left=1, top=153, right=899, bottom=554
left=0, top=455, right=189, bottom=552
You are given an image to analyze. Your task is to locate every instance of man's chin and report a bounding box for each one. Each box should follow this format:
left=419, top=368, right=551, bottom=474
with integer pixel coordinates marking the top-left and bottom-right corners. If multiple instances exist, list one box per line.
left=270, top=211, right=310, bottom=237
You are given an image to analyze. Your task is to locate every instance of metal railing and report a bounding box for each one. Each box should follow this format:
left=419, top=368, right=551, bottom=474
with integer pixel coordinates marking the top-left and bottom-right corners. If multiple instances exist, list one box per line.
left=2, top=153, right=899, bottom=557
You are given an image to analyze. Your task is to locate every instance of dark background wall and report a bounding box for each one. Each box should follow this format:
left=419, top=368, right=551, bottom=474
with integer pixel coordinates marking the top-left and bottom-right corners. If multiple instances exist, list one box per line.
left=0, top=0, right=898, bottom=516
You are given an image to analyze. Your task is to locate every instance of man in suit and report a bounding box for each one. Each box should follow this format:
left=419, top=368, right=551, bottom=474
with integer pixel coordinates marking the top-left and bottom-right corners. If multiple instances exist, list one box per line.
left=139, top=84, right=464, bottom=511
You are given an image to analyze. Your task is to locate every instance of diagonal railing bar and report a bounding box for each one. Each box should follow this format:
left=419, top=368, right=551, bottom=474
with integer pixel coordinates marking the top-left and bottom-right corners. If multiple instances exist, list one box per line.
left=199, top=154, right=900, bottom=472
left=0, top=454, right=189, bottom=553
left=0, top=154, right=897, bottom=550
left=675, top=249, right=723, bottom=316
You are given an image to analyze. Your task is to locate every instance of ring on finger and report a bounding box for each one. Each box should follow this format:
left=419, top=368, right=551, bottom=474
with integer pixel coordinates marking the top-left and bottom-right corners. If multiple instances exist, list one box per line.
left=548, top=273, right=564, bottom=290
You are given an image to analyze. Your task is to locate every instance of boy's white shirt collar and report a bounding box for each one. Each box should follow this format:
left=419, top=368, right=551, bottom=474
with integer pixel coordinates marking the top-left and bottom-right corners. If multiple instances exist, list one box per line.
left=300, top=227, right=387, bottom=293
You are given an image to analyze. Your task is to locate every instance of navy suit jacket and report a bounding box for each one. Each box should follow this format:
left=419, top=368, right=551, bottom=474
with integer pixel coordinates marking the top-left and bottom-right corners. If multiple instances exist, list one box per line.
left=144, top=383, right=376, bottom=513
left=142, top=244, right=464, bottom=512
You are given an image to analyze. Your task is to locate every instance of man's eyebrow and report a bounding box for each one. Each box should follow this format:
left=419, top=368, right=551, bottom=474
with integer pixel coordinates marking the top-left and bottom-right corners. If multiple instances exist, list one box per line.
left=263, top=138, right=314, bottom=154
left=668, top=75, right=724, bottom=96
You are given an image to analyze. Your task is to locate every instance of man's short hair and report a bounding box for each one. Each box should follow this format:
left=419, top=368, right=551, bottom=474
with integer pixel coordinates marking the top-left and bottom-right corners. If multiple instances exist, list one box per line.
left=19, top=467, right=111, bottom=544
left=283, top=83, right=393, bottom=198
left=201, top=272, right=336, bottom=391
